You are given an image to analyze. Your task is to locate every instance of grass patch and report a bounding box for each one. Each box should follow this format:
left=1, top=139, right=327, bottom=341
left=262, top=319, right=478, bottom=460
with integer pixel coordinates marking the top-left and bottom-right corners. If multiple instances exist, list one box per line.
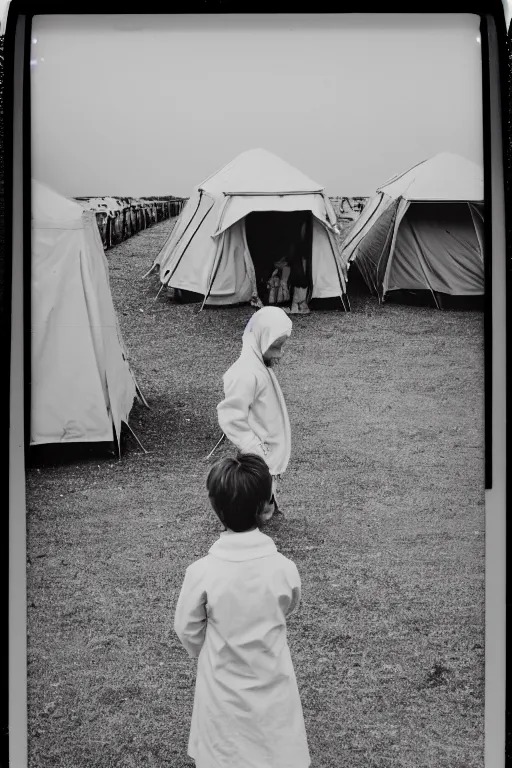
left=26, top=218, right=485, bottom=767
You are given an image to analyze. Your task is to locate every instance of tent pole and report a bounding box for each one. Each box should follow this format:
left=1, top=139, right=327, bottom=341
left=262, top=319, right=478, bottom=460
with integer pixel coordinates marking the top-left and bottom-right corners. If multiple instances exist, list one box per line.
left=376, top=200, right=402, bottom=297
left=204, top=433, right=226, bottom=460
left=142, top=263, right=158, bottom=279
left=164, top=194, right=216, bottom=291
left=370, top=264, right=381, bottom=299
left=198, top=236, right=225, bottom=314
left=430, top=290, right=442, bottom=310
left=198, top=267, right=218, bottom=313
left=143, top=192, right=204, bottom=286
left=136, top=384, right=150, bottom=409
left=326, top=228, right=349, bottom=311
left=125, top=422, right=148, bottom=454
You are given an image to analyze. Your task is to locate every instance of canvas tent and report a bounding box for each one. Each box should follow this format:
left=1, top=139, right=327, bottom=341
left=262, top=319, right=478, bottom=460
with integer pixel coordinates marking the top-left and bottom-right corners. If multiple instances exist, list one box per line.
left=31, top=179, right=142, bottom=451
left=339, top=152, right=484, bottom=306
left=150, top=148, right=348, bottom=309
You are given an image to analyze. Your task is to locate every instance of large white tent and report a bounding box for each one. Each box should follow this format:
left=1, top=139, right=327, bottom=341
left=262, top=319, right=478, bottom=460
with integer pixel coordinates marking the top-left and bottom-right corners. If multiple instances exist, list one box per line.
left=31, top=179, right=141, bottom=450
left=150, top=148, right=348, bottom=309
left=339, top=152, right=484, bottom=306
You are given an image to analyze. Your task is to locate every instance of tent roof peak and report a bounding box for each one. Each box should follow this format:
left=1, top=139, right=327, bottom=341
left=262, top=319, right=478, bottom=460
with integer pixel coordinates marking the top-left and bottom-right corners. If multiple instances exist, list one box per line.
left=199, top=148, right=325, bottom=195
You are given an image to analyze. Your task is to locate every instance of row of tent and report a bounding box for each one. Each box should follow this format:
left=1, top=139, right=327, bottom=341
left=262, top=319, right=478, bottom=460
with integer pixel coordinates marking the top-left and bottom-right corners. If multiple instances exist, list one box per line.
left=150, top=148, right=484, bottom=307
left=76, top=196, right=186, bottom=250
left=31, top=148, right=484, bottom=450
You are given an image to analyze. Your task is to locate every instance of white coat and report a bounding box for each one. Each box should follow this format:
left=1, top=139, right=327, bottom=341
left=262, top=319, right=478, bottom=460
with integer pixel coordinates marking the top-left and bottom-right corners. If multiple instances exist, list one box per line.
left=217, top=307, right=292, bottom=477
left=174, top=528, right=310, bottom=768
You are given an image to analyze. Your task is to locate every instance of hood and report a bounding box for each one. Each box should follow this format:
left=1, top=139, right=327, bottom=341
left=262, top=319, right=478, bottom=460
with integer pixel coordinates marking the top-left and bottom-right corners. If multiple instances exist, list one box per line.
left=241, top=306, right=293, bottom=361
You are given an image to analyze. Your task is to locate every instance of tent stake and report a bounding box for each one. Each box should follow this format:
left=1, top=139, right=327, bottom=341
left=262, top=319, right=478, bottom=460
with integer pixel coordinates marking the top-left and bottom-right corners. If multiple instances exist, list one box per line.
left=154, top=283, right=166, bottom=301
left=204, top=433, right=225, bottom=460
left=125, top=422, right=148, bottom=454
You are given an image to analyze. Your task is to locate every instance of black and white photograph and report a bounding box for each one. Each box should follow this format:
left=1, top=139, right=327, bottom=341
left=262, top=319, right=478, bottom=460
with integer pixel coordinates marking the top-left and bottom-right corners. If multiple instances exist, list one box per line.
left=3, top=9, right=507, bottom=768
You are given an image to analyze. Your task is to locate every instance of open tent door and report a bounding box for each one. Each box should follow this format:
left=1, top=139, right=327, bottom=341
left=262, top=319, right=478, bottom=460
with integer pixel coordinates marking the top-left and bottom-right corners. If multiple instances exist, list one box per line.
left=244, top=210, right=313, bottom=303
left=154, top=150, right=348, bottom=311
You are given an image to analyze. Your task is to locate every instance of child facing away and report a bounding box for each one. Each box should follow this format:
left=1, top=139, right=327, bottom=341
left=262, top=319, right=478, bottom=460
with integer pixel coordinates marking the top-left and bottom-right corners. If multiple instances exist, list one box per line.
left=174, top=454, right=310, bottom=768
left=216, top=306, right=293, bottom=522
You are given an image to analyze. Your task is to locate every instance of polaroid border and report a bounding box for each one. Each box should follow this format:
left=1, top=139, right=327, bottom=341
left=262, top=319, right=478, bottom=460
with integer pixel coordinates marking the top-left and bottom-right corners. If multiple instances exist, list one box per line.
left=1, top=4, right=508, bottom=767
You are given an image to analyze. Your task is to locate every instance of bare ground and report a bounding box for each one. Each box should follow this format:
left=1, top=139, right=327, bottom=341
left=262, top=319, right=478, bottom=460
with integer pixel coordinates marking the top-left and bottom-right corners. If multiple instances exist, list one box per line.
left=26, top=217, right=485, bottom=768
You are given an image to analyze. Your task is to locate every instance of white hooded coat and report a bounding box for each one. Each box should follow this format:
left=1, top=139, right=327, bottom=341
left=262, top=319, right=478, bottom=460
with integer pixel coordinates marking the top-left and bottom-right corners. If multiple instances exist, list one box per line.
left=217, top=307, right=293, bottom=477
left=174, top=528, right=311, bottom=768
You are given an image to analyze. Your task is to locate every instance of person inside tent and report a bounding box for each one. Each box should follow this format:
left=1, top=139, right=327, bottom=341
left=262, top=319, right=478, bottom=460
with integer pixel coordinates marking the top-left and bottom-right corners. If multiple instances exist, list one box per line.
left=217, top=307, right=293, bottom=522
left=253, top=246, right=281, bottom=306
left=267, top=256, right=291, bottom=306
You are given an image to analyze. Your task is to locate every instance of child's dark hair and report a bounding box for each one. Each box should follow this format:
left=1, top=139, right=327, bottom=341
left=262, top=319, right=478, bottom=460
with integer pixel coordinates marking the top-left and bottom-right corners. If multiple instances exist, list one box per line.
left=206, top=453, right=272, bottom=532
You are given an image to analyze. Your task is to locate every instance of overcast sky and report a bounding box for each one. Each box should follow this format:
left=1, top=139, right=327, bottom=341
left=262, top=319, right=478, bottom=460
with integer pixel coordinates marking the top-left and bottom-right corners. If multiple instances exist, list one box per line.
left=30, top=13, right=484, bottom=198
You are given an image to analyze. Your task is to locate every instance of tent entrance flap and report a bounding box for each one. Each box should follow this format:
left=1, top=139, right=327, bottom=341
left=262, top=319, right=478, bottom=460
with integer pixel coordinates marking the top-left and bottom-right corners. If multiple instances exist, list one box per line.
left=244, top=211, right=313, bottom=302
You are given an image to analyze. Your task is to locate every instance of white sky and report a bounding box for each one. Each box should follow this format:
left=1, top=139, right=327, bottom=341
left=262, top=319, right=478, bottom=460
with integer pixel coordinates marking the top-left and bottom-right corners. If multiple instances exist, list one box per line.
left=30, top=13, right=485, bottom=198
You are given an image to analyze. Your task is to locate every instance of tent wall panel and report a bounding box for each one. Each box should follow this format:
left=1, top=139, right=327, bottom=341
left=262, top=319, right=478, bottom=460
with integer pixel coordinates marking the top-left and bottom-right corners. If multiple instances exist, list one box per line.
left=387, top=203, right=484, bottom=296
left=31, top=180, right=140, bottom=448
left=350, top=199, right=400, bottom=296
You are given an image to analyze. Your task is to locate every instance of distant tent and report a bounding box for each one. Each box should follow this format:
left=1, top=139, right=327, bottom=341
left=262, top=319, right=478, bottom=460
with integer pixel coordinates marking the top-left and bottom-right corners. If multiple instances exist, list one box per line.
left=339, top=153, right=484, bottom=307
left=150, top=148, right=348, bottom=310
left=31, top=179, right=142, bottom=451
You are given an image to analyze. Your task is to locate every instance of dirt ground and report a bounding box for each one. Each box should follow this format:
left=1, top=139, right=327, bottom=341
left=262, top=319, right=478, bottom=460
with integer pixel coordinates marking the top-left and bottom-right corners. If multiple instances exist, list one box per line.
left=26, top=217, right=485, bottom=768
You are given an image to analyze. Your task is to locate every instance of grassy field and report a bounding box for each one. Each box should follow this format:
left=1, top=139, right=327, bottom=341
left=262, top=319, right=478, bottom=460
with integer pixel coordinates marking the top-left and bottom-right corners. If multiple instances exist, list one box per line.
left=26, top=217, right=485, bottom=768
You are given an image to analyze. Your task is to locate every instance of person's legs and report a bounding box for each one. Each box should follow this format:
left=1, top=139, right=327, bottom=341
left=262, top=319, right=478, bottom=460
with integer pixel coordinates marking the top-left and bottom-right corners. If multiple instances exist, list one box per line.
left=250, top=295, right=264, bottom=308
left=258, top=476, right=284, bottom=523
left=289, top=286, right=310, bottom=314
left=267, top=274, right=280, bottom=305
